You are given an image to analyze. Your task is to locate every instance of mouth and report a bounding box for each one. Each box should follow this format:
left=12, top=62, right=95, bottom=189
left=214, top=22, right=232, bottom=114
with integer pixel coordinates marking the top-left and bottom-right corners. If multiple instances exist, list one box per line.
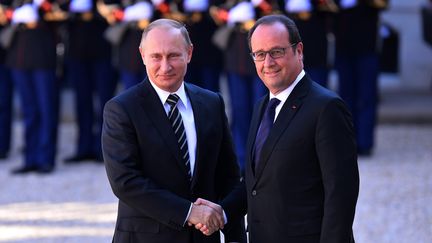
left=158, top=74, right=175, bottom=79
left=263, top=69, right=280, bottom=77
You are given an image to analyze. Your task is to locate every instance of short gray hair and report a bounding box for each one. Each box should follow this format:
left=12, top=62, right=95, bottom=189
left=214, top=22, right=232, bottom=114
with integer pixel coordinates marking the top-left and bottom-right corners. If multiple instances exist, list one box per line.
left=140, top=18, right=192, bottom=49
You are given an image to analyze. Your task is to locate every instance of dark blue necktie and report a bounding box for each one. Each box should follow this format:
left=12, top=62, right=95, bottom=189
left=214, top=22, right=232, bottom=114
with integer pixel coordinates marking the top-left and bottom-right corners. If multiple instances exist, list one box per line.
left=253, top=98, right=281, bottom=171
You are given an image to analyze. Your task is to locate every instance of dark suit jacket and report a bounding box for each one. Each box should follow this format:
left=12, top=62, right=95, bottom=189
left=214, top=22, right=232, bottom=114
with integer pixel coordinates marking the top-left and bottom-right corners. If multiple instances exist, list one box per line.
left=102, top=80, right=246, bottom=243
left=245, top=75, right=359, bottom=243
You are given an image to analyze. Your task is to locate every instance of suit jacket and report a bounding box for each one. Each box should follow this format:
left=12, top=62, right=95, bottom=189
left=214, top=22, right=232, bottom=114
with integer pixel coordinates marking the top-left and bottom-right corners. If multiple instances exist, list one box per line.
left=245, top=75, right=359, bottom=243
left=102, top=79, right=246, bottom=243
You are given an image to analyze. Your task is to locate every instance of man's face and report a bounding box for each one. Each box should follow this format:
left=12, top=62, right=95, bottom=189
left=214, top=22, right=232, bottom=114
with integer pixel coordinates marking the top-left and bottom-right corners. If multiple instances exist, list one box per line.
left=140, top=27, right=193, bottom=92
left=250, top=22, right=303, bottom=95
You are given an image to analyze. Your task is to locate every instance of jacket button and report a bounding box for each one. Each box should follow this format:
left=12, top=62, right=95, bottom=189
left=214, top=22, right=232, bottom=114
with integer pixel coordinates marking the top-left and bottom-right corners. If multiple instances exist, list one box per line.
left=252, top=190, right=257, bottom=196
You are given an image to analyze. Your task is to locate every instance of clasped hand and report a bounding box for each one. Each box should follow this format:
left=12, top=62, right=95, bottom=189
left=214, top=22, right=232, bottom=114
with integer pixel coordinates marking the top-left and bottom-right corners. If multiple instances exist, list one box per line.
left=187, top=198, right=224, bottom=236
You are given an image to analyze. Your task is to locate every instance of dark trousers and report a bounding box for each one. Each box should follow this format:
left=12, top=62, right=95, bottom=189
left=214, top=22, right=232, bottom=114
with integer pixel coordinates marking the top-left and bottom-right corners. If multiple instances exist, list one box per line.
left=335, top=53, right=379, bottom=152
left=12, top=68, right=58, bottom=168
left=227, top=72, right=267, bottom=172
left=68, top=58, right=117, bottom=158
left=0, top=64, right=13, bottom=156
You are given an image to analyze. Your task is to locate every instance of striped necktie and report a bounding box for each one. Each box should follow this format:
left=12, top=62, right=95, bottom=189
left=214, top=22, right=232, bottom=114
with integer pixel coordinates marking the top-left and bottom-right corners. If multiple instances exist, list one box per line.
left=166, top=94, right=191, bottom=180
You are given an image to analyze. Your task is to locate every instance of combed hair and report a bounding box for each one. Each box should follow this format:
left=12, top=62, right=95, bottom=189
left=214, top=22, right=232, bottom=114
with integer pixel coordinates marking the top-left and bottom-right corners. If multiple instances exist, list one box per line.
left=247, top=14, right=302, bottom=51
left=140, top=18, right=192, bottom=48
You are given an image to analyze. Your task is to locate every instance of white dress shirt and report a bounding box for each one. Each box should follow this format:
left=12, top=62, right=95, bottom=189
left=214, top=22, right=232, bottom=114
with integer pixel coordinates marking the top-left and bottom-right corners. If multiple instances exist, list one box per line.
left=270, top=69, right=305, bottom=122
left=149, top=80, right=228, bottom=225
left=148, top=80, right=197, bottom=176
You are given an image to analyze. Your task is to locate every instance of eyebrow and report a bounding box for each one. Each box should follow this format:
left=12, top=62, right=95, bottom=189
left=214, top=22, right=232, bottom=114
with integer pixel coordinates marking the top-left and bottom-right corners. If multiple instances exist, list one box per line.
left=253, top=46, right=285, bottom=52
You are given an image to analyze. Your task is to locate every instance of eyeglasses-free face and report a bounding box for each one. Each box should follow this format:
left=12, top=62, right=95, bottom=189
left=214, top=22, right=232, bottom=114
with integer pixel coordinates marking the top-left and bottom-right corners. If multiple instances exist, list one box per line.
left=250, top=43, right=298, bottom=62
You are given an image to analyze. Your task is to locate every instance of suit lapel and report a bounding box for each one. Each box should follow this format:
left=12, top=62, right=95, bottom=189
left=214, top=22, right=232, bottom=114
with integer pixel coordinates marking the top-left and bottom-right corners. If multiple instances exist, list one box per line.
left=137, top=80, right=188, bottom=177
left=185, top=84, right=205, bottom=189
left=253, top=77, right=310, bottom=182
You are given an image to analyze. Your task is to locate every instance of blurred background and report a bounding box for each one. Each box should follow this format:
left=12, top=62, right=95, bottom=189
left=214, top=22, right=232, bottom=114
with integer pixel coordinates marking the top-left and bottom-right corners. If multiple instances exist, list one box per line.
left=0, top=0, right=431, bottom=242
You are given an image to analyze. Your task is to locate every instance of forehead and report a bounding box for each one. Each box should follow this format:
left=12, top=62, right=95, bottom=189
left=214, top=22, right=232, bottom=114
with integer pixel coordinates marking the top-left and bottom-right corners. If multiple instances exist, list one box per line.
left=251, top=22, right=289, bottom=49
left=143, top=27, right=186, bottom=52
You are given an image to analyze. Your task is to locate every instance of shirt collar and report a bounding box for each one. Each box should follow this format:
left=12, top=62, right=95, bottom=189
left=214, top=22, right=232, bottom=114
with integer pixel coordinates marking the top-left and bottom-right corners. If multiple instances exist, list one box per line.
left=269, top=69, right=305, bottom=103
left=148, top=79, right=189, bottom=109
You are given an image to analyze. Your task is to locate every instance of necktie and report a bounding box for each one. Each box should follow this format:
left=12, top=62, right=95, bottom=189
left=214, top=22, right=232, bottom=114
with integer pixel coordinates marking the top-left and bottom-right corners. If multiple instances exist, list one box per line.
left=166, top=94, right=191, bottom=180
left=253, top=98, right=281, bottom=171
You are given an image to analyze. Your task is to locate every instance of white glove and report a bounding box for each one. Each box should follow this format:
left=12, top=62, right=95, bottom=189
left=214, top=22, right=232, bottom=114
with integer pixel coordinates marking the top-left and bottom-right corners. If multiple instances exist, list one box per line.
left=228, top=1, right=255, bottom=25
left=70, top=0, right=92, bottom=13
left=151, top=0, right=164, bottom=6
left=33, top=0, right=44, bottom=7
left=285, top=0, right=312, bottom=13
left=184, top=0, right=209, bottom=12
left=124, top=1, right=153, bottom=21
left=340, top=0, right=357, bottom=9
left=251, top=0, right=263, bottom=7
left=12, top=3, right=39, bottom=23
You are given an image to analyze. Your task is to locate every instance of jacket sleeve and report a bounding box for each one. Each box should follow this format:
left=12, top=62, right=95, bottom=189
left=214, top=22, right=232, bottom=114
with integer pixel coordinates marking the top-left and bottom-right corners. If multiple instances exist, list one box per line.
left=102, top=99, right=191, bottom=231
left=213, top=93, right=247, bottom=242
left=316, top=98, right=359, bottom=243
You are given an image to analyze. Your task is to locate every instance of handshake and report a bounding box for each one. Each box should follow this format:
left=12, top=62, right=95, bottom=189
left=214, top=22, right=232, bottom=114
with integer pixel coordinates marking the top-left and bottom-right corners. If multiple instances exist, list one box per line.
left=187, top=198, right=225, bottom=236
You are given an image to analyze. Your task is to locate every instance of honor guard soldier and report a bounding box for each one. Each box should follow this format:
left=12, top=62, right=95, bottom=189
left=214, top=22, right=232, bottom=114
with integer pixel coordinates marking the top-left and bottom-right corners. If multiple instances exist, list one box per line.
left=334, top=0, right=389, bottom=156
left=61, top=0, right=117, bottom=163
left=6, top=0, right=63, bottom=174
left=210, top=0, right=276, bottom=172
left=98, top=0, right=152, bottom=90
left=0, top=0, right=13, bottom=160
left=282, top=0, right=338, bottom=87
left=183, top=0, right=226, bottom=92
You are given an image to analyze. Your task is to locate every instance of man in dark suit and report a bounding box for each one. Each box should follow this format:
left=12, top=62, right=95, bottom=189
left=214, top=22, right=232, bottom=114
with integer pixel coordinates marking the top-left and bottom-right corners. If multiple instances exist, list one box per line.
left=102, top=18, right=246, bottom=243
left=245, top=15, right=359, bottom=242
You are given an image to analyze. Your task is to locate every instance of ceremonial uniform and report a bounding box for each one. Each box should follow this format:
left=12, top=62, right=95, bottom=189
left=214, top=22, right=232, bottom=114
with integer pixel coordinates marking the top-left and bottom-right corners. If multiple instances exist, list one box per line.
left=61, top=0, right=117, bottom=162
left=6, top=0, right=60, bottom=173
left=0, top=0, right=13, bottom=159
left=334, top=0, right=389, bottom=155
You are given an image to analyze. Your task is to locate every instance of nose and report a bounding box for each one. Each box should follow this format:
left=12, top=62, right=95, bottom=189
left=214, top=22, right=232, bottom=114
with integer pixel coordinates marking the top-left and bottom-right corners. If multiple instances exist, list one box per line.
left=160, top=58, right=172, bottom=72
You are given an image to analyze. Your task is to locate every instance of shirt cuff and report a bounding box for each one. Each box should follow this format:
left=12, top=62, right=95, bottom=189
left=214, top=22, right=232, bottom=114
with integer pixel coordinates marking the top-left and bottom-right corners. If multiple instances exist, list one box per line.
left=223, top=209, right=227, bottom=225
left=183, top=203, right=193, bottom=226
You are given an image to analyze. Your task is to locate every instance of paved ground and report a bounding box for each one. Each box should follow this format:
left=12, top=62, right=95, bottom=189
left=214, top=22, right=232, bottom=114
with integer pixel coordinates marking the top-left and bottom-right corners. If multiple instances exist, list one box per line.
left=0, top=122, right=431, bottom=243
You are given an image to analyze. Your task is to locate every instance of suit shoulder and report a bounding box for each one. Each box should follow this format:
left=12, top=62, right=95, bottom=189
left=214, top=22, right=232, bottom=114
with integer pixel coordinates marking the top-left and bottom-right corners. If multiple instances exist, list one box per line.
left=310, top=81, right=343, bottom=103
left=186, top=82, right=221, bottom=101
left=109, top=83, right=143, bottom=105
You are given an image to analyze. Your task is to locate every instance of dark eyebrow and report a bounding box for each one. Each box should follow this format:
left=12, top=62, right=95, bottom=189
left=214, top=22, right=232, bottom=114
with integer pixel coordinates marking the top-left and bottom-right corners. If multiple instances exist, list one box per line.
left=252, top=46, right=285, bottom=53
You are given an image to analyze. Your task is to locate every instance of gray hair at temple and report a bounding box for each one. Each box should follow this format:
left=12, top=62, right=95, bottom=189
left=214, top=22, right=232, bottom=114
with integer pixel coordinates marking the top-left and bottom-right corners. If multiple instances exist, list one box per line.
left=139, top=18, right=192, bottom=49
left=247, top=14, right=302, bottom=51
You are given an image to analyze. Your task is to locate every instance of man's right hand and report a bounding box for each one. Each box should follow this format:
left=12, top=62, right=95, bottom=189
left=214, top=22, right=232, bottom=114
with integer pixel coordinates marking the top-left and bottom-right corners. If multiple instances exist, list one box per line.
left=187, top=200, right=224, bottom=235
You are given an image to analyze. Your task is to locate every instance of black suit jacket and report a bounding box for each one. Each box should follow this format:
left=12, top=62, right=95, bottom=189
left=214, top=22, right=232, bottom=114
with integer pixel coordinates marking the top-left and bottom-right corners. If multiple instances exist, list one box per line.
left=102, top=80, right=246, bottom=243
left=245, top=75, right=359, bottom=243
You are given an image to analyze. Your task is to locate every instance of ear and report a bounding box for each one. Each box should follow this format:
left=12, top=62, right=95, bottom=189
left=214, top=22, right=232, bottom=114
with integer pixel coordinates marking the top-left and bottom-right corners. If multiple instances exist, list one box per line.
left=187, top=44, right=193, bottom=63
left=139, top=46, right=146, bottom=65
left=296, top=42, right=304, bottom=61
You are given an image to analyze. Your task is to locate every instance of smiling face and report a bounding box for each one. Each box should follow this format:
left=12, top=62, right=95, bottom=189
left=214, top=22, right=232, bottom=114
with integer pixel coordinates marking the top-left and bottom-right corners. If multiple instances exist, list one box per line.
left=250, top=22, right=304, bottom=95
left=139, top=26, right=193, bottom=93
